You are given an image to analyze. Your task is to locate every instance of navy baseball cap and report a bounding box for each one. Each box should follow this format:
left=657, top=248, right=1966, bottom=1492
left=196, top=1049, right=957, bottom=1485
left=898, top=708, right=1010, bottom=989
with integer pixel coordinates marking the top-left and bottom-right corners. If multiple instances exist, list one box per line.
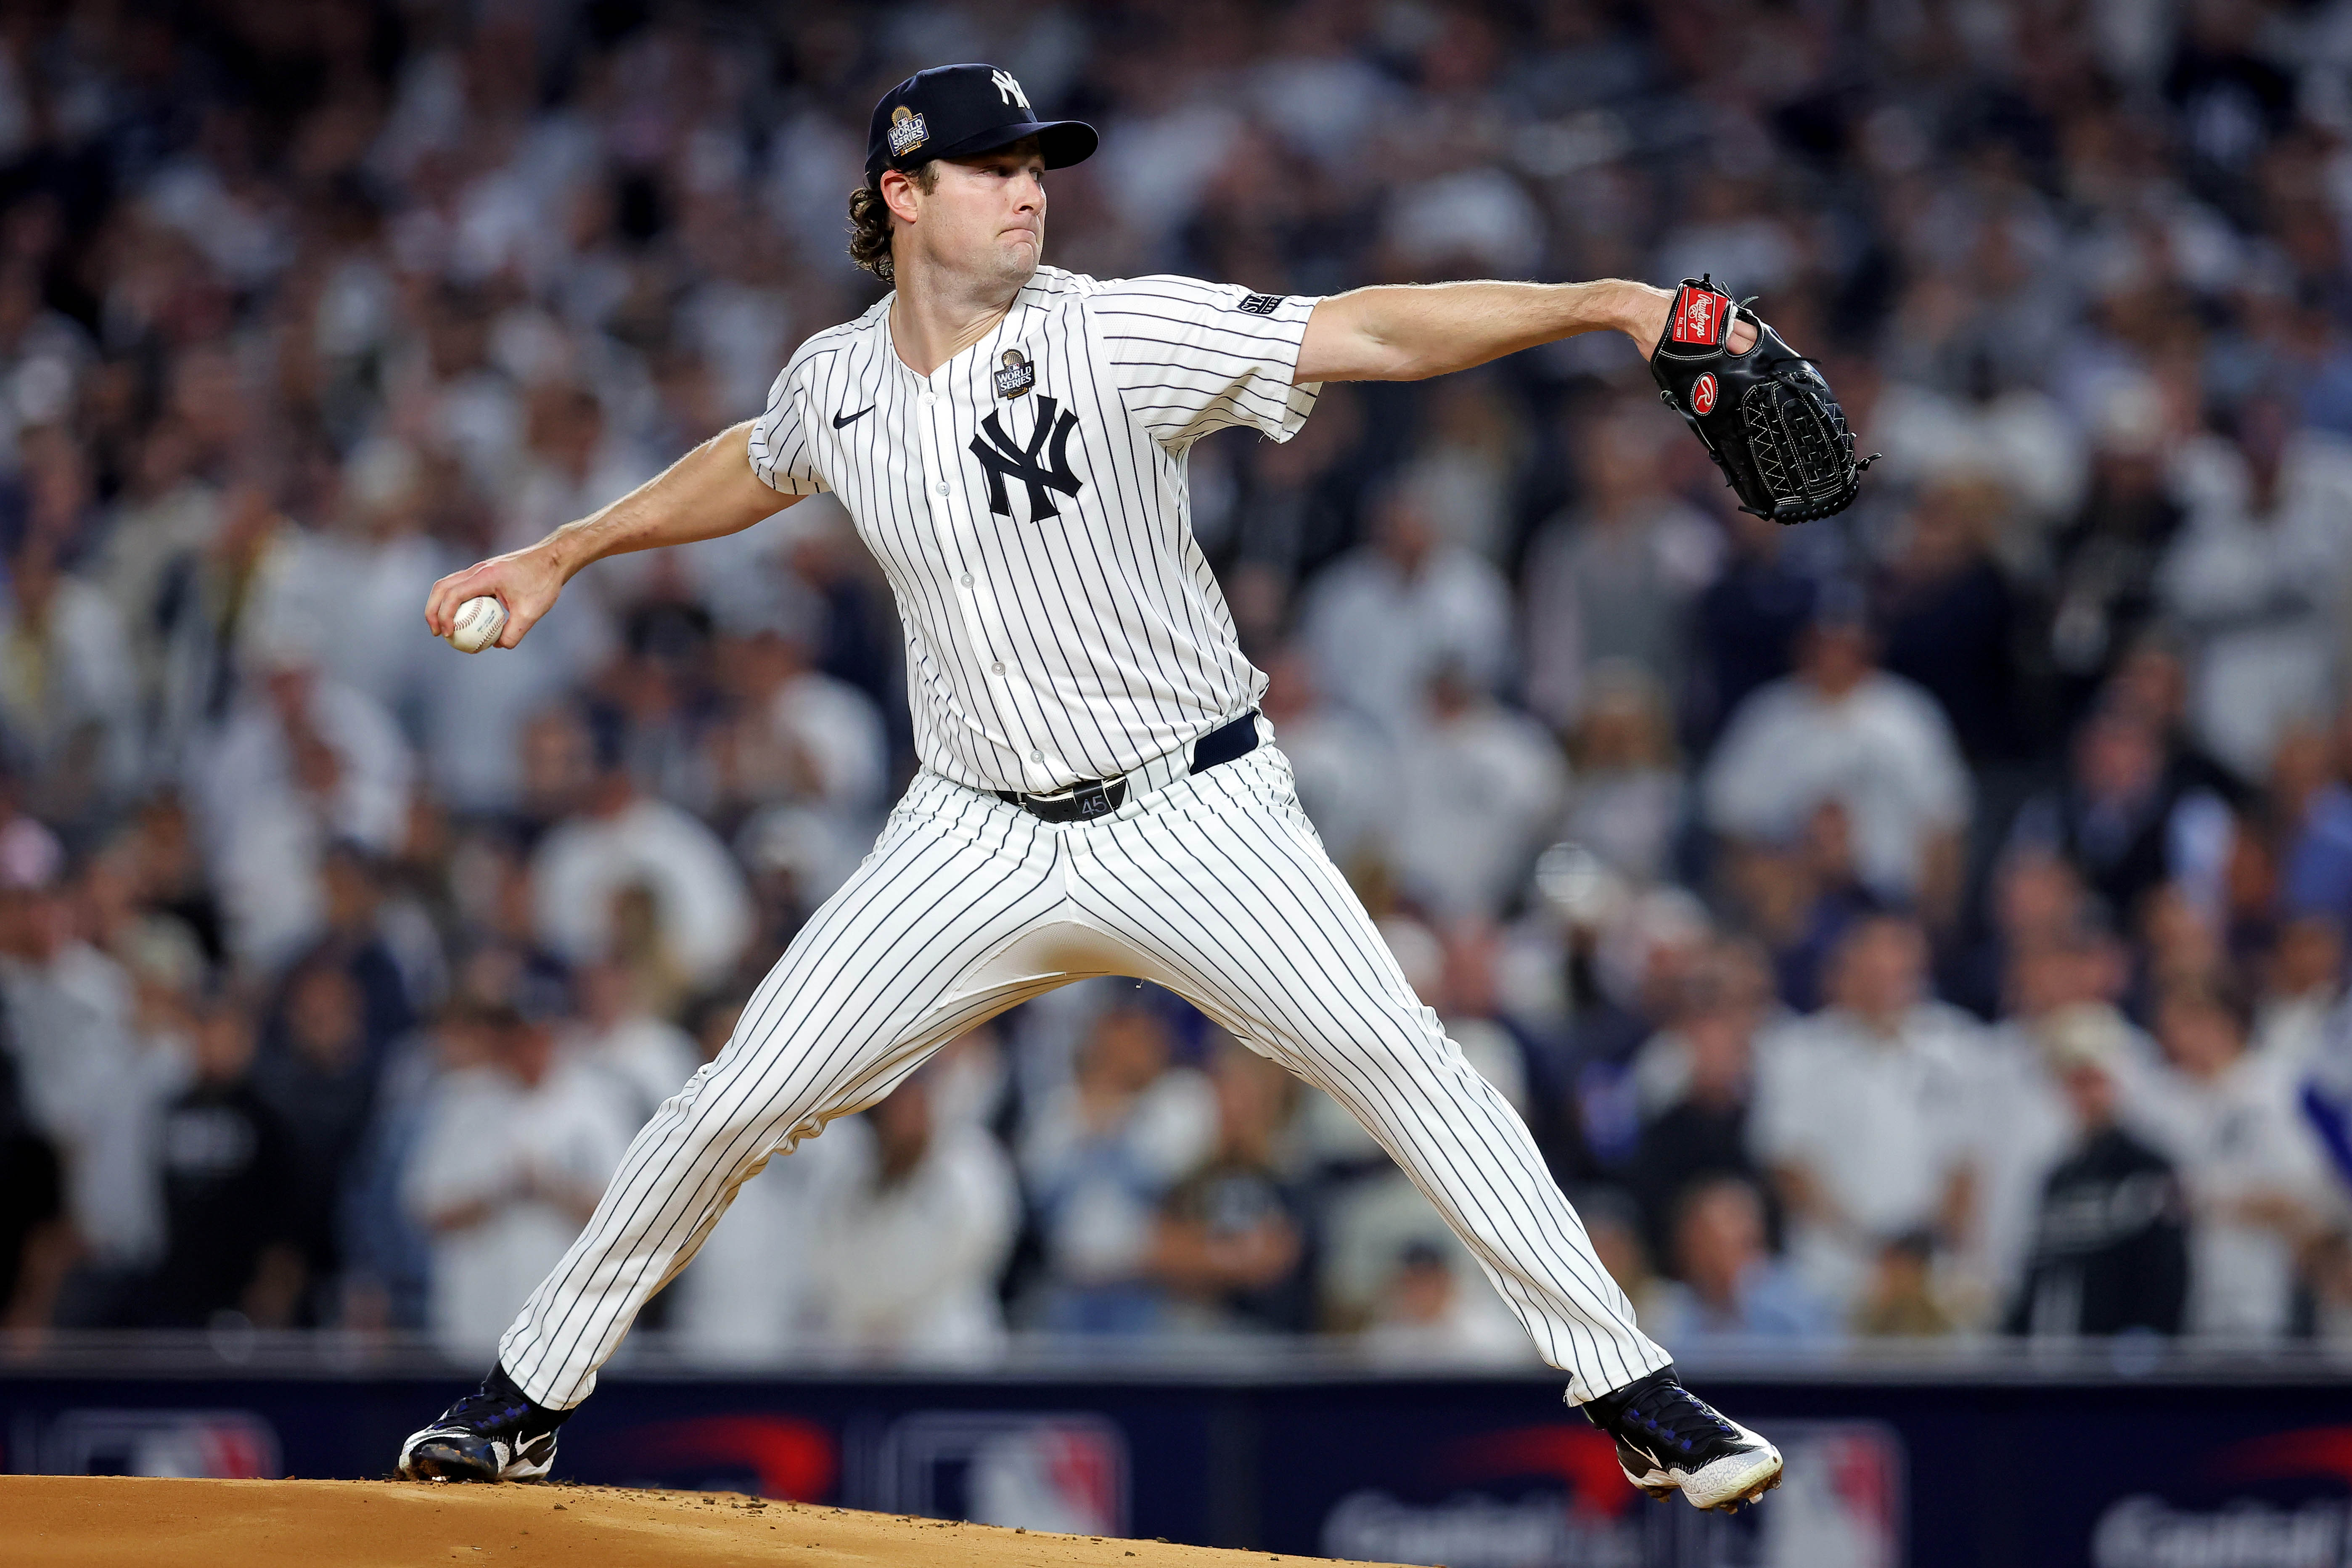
left=864, top=63, right=1097, bottom=188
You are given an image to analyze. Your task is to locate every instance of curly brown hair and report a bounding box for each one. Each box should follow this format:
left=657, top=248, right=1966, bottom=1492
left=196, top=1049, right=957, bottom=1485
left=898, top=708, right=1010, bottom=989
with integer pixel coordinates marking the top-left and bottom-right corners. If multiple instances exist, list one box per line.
left=847, top=163, right=937, bottom=284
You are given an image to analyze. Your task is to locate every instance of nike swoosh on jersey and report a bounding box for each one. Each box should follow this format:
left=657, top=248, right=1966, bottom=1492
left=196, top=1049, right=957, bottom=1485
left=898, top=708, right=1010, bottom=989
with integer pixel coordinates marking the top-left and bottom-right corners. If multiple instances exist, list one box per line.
left=833, top=405, right=876, bottom=428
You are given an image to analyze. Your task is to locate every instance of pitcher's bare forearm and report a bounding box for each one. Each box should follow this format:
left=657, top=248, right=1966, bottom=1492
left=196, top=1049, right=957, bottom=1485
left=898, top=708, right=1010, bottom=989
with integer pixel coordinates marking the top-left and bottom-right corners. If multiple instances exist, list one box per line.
left=1296, top=278, right=1754, bottom=384
left=423, top=422, right=801, bottom=648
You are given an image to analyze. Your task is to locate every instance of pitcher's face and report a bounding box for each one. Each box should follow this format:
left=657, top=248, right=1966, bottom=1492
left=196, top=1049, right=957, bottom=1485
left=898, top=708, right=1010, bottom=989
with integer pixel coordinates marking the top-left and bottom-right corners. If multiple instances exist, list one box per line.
left=897, top=141, right=1047, bottom=291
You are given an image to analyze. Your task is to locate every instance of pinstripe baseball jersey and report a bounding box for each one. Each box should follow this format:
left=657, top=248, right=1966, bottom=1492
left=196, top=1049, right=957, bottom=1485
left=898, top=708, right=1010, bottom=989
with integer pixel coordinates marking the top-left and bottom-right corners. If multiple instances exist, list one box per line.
left=746, top=267, right=1320, bottom=796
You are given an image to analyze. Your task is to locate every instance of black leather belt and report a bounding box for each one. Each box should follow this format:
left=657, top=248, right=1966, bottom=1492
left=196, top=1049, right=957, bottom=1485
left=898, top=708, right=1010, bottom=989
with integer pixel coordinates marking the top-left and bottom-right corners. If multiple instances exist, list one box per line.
left=994, top=711, right=1260, bottom=823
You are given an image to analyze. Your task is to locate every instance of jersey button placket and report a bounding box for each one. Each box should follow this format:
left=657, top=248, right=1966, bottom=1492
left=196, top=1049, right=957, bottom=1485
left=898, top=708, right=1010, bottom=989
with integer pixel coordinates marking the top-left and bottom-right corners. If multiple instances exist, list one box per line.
left=930, top=378, right=1018, bottom=752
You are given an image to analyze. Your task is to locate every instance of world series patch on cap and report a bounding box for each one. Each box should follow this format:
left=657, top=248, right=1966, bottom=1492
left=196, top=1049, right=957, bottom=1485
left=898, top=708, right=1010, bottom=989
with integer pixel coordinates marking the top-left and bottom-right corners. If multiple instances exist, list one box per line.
left=865, top=63, right=1098, bottom=188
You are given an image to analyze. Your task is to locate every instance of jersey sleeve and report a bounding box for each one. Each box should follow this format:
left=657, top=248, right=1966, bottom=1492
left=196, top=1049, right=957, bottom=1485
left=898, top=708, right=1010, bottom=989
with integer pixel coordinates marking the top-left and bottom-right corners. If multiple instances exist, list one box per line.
left=1091, top=275, right=1322, bottom=449
left=745, top=362, right=830, bottom=495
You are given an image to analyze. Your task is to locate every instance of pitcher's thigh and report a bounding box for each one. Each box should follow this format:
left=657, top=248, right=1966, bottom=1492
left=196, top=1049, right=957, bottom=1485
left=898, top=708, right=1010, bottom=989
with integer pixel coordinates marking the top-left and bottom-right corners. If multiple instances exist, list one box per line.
left=693, top=809, right=1066, bottom=1149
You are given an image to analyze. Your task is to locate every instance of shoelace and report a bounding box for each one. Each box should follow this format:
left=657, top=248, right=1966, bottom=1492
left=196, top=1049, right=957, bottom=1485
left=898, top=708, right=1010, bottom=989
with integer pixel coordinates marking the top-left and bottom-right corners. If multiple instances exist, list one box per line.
left=1619, top=1386, right=1739, bottom=1459
left=436, top=1388, right=537, bottom=1436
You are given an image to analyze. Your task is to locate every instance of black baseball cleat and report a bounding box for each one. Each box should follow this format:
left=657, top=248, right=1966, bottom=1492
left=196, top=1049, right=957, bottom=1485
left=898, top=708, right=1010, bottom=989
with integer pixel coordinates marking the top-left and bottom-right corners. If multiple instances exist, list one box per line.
left=396, top=1364, right=572, bottom=1483
left=1577, top=1367, right=1783, bottom=1512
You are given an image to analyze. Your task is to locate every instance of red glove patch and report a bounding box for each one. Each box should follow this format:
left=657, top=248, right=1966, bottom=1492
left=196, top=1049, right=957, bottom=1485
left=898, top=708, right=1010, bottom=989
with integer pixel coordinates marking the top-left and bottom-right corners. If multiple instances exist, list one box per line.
left=1670, top=286, right=1729, bottom=347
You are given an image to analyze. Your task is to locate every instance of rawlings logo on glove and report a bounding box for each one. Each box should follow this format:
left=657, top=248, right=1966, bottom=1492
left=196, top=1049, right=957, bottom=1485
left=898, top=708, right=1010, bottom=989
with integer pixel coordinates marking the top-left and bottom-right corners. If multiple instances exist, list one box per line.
left=1649, top=276, right=1878, bottom=525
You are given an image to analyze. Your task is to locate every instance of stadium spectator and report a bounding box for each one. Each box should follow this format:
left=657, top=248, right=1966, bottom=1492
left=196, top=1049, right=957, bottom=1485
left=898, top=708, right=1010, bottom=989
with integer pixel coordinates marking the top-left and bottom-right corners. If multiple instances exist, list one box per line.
left=1297, top=463, right=1512, bottom=740
left=2251, top=914, right=2344, bottom=1069
left=1702, top=608, right=1971, bottom=919
left=1151, top=1044, right=1312, bottom=1336
left=1389, top=661, right=1567, bottom=920
left=1557, top=663, right=1685, bottom=888
left=1872, top=480, right=2032, bottom=767
left=1358, top=1239, right=1531, bottom=1369
left=2140, top=982, right=2335, bottom=1340
left=2007, top=705, right=2230, bottom=930
left=0, top=850, right=179, bottom=1315
left=142, top=997, right=296, bottom=1327
left=249, top=964, right=368, bottom=1288
left=1257, top=643, right=1392, bottom=876
left=1021, top=1004, right=1215, bottom=1335
left=526, top=707, right=752, bottom=1002
left=0, top=1023, right=63, bottom=1328
left=1522, top=403, right=1720, bottom=731
left=1623, top=961, right=1773, bottom=1269
left=404, top=1002, right=635, bottom=1361
left=561, top=959, right=698, bottom=1130
left=193, top=643, right=413, bottom=973
left=796, top=1066, right=1019, bottom=1366
left=2006, top=1011, right=2190, bottom=1340
left=1646, top=1177, right=1836, bottom=1352
left=1685, top=509, right=1818, bottom=757
left=1750, top=915, right=1982, bottom=1313
left=2158, top=395, right=2352, bottom=783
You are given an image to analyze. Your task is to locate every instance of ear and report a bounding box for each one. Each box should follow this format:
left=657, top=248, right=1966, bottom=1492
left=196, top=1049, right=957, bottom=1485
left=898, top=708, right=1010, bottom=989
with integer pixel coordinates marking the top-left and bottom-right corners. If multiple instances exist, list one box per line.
left=879, top=167, right=923, bottom=226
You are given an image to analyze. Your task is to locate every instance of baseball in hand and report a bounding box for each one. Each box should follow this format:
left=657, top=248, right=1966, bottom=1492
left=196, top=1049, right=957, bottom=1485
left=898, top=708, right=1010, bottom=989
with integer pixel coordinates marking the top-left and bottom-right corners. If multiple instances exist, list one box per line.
left=447, top=595, right=509, bottom=654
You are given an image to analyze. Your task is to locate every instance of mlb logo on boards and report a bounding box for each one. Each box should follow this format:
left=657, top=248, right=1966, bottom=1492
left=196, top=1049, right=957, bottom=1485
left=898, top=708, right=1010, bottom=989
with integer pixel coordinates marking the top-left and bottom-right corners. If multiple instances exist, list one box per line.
left=863, top=1411, right=1128, bottom=1536
left=1693, top=372, right=1719, bottom=415
left=1671, top=288, right=1725, bottom=346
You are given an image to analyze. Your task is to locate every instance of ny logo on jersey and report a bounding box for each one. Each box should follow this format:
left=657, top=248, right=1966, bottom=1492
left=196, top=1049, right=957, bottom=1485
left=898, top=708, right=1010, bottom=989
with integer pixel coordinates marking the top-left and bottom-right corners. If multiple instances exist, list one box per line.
left=970, top=396, right=1083, bottom=520
left=991, top=70, right=1029, bottom=111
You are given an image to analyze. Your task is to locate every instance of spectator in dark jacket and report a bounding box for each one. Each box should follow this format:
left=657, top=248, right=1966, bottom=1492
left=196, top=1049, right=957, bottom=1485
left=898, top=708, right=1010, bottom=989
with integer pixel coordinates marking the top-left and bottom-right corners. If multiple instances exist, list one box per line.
left=0, top=1016, right=62, bottom=1326
left=1625, top=968, right=1774, bottom=1265
left=145, top=998, right=296, bottom=1327
left=252, top=959, right=378, bottom=1322
left=2007, top=1018, right=2190, bottom=1338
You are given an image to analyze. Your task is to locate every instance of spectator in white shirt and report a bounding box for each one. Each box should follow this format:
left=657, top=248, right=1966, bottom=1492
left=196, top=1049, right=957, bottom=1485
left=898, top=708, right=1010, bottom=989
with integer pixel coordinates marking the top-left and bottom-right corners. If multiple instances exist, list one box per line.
left=561, top=959, right=699, bottom=1129
left=404, top=1001, right=637, bottom=1362
left=2157, top=396, right=2352, bottom=783
left=711, top=601, right=889, bottom=821
left=1703, top=608, right=1971, bottom=918
left=1390, top=662, right=1569, bottom=920
left=0, top=855, right=182, bottom=1296
left=0, top=541, right=141, bottom=817
left=191, top=647, right=414, bottom=973
left=1521, top=405, right=1722, bottom=730
left=1296, top=462, right=1513, bottom=740
left=529, top=709, right=753, bottom=996
left=2139, top=981, right=2336, bottom=1340
left=712, top=598, right=891, bottom=920
left=797, top=1064, right=1018, bottom=1366
left=1257, top=644, right=1393, bottom=874
left=1750, top=914, right=1983, bottom=1312
left=2251, top=914, right=2344, bottom=1071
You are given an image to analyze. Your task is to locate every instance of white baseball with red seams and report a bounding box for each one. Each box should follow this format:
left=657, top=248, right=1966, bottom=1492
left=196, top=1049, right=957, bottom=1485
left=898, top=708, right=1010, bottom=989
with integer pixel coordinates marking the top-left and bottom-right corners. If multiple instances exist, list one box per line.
left=447, top=595, right=508, bottom=654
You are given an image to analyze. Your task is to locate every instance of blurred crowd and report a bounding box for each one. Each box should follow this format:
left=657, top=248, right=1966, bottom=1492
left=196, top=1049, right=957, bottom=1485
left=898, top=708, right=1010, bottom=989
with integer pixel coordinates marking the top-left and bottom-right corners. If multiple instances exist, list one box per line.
left=7, top=0, right=2352, bottom=1370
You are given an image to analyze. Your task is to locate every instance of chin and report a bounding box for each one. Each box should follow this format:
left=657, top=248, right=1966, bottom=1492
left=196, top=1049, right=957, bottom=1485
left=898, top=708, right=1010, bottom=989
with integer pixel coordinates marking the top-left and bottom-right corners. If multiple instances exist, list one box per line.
left=994, top=244, right=1041, bottom=284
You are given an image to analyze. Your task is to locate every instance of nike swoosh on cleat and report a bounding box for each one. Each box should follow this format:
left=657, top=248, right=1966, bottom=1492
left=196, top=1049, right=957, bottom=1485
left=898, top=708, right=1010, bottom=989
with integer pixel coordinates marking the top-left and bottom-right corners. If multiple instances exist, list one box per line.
left=833, top=406, right=876, bottom=428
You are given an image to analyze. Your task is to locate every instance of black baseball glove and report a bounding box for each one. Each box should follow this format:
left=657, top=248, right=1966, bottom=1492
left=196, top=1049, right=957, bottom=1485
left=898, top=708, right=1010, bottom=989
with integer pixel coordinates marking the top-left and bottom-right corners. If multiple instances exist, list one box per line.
left=1648, top=275, right=1878, bottom=524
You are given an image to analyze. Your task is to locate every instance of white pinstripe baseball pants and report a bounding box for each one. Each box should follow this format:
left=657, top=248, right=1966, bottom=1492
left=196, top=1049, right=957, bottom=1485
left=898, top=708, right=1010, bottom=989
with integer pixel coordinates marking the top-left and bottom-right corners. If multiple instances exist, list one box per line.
left=497, top=735, right=1670, bottom=1407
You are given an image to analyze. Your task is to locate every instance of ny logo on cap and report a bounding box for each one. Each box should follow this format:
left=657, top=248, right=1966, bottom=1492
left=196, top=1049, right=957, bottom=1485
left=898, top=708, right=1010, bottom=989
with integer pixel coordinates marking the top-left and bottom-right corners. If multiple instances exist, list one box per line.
left=992, top=69, right=1030, bottom=111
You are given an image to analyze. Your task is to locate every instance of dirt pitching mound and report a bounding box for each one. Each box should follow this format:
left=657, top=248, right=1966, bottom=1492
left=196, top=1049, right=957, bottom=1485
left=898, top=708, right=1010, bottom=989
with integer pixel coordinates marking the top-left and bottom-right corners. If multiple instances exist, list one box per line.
left=3, top=1476, right=1407, bottom=1568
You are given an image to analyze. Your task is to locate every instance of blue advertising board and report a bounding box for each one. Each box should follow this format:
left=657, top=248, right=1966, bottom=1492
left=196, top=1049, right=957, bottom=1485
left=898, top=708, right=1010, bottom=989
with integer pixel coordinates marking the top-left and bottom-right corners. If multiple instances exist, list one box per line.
left=5, top=1359, right=2350, bottom=1567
